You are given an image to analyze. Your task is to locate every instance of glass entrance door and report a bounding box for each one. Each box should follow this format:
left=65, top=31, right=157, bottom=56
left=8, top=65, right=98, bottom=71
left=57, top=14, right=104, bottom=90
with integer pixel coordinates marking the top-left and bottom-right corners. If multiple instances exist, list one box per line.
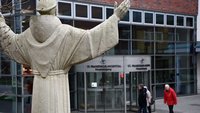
left=126, top=71, right=150, bottom=111
left=86, top=72, right=125, bottom=112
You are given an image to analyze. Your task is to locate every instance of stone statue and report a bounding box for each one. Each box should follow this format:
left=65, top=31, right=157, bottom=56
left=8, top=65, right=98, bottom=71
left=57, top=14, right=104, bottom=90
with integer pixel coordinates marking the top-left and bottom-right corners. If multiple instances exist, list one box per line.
left=0, top=0, right=130, bottom=113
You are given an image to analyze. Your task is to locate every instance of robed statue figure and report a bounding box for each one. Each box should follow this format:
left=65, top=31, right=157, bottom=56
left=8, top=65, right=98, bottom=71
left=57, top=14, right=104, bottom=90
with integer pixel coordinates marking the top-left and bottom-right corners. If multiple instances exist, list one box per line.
left=0, top=0, right=130, bottom=113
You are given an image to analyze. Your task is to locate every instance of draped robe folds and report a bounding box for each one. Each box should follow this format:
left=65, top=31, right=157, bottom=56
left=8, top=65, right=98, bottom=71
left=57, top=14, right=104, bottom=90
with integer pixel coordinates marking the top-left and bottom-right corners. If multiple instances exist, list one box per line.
left=0, top=14, right=119, bottom=113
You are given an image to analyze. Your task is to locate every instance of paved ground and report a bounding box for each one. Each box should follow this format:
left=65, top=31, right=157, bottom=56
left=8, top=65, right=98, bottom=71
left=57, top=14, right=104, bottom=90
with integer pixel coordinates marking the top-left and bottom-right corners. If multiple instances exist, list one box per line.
left=71, top=94, right=200, bottom=113
left=154, top=94, right=200, bottom=113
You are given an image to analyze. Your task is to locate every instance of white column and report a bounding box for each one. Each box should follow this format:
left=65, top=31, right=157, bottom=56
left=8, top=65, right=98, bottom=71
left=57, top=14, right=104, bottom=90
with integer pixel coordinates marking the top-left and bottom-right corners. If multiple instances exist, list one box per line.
left=197, top=2, right=200, bottom=94
left=197, top=55, right=200, bottom=94
left=198, top=0, right=200, bottom=41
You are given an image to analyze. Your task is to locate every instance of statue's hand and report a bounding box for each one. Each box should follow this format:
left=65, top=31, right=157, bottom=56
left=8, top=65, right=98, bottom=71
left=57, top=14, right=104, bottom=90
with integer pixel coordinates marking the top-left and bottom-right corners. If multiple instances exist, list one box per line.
left=0, top=12, right=5, bottom=23
left=114, top=0, right=130, bottom=20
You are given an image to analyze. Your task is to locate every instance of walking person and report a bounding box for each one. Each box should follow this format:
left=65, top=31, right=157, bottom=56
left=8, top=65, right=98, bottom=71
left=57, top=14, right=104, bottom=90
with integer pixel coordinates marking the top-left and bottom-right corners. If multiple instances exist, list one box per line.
left=137, top=84, right=147, bottom=113
left=144, top=86, right=152, bottom=113
left=164, top=84, right=177, bottom=113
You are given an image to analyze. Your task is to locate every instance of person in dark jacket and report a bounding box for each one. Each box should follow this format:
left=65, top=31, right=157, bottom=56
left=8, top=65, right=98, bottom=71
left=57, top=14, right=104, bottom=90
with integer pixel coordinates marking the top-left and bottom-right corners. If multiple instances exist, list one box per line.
left=137, top=84, right=147, bottom=113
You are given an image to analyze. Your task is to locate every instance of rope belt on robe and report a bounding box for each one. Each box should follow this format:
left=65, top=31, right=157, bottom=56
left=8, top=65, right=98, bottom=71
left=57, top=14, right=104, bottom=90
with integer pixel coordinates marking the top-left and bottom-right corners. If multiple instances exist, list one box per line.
left=32, top=70, right=66, bottom=77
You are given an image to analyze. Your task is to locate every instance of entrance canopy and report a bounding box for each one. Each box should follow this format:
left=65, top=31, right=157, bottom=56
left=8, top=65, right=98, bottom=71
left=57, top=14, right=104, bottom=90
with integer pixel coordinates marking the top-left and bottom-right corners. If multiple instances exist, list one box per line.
left=75, top=55, right=151, bottom=73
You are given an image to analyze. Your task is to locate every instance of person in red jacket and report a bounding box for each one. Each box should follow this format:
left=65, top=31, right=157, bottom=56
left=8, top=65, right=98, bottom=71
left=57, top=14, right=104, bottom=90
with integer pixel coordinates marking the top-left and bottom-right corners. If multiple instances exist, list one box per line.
left=164, top=84, right=177, bottom=113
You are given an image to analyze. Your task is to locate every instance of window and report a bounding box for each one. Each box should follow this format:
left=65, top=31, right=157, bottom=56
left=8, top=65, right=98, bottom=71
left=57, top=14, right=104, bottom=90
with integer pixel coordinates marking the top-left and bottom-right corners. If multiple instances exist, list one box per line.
left=176, top=56, right=194, bottom=69
left=175, top=42, right=191, bottom=54
left=1, top=54, right=11, bottom=74
left=107, top=40, right=130, bottom=55
left=186, top=17, right=194, bottom=27
left=106, top=7, right=114, bottom=19
left=119, top=24, right=130, bottom=39
left=155, top=27, right=175, bottom=41
left=156, top=42, right=175, bottom=54
left=144, top=12, right=153, bottom=24
left=75, top=3, right=88, bottom=18
left=155, top=56, right=175, bottom=68
left=21, top=0, right=36, bottom=14
left=155, top=70, right=175, bottom=83
left=178, top=82, right=195, bottom=95
left=24, top=76, right=34, bottom=95
left=132, top=41, right=154, bottom=54
left=156, top=13, right=164, bottom=25
left=167, top=15, right=174, bottom=26
left=176, top=16, right=184, bottom=26
left=91, top=5, right=103, bottom=20
left=132, top=26, right=154, bottom=54
left=176, top=29, right=194, bottom=42
left=144, top=32, right=154, bottom=40
left=121, top=10, right=130, bottom=22
left=60, top=19, right=73, bottom=25
left=132, top=26, right=154, bottom=40
left=17, top=63, right=22, bottom=75
left=1, top=0, right=12, bottom=14
left=155, top=32, right=163, bottom=41
left=74, top=20, right=100, bottom=29
left=5, top=17, right=14, bottom=30
left=58, top=2, right=72, bottom=17
left=132, top=11, right=142, bottom=23
left=0, top=95, right=17, bottom=113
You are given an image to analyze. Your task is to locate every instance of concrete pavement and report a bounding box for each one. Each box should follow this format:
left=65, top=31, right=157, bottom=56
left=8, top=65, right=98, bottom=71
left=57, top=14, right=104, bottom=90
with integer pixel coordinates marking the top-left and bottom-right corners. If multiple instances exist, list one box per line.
left=154, top=94, right=200, bottom=113
left=71, top=94, right=200, bottom=113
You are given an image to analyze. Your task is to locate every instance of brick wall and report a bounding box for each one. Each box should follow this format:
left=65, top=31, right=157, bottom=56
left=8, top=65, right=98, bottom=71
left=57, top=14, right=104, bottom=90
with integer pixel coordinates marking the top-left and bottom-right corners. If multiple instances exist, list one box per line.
left=76, top=0, right=198, bottom=15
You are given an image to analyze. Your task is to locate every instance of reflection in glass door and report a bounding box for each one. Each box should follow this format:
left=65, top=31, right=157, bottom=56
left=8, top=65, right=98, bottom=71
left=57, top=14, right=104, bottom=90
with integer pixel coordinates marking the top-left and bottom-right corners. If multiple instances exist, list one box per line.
left=86, top=72, right=124, bottom=112
left=86, top=72, right=124, bottom=113
left=126, top=71, right=150, bottom=111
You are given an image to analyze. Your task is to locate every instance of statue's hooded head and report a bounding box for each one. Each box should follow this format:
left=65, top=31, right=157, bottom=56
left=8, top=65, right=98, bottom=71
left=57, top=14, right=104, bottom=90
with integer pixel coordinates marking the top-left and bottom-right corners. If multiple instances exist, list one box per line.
left=36, top=0, right=57, bottom=15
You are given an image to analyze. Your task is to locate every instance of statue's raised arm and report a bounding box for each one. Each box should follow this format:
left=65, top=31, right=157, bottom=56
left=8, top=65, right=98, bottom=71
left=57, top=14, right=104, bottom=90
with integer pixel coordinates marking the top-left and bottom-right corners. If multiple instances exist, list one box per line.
left=0, top=13, right=29, bottom=65
left=114, top=0, right=130, bottom=19
left=0, top=13, right=13, bottom=51
left=0, top=1, right=130, bottom=113
left=67, top=0, right=130, bottom=65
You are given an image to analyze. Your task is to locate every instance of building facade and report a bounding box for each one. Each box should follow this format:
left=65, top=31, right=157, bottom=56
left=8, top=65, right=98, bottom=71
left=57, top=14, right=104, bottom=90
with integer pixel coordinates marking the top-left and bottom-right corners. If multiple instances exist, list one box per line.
left=0, top=0, right=198, bottom=113
left=196, top=0, right=200, bottom=94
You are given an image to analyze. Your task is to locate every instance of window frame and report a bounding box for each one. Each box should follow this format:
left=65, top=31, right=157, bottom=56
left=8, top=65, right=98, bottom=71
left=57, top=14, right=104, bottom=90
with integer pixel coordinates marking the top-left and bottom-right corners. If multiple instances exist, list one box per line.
left=57, top=1, right=73, bottom=19
left=53, top=1, right=195, bottom=29
left=74, top=2, right=89, bottom=20
left=120, top=9, right=131, bottom=24
left=185, top=16, right=194, bottom=28
left=166, top=14, right=175, bottom=27
left=176, top=15, right=185, bottom=27
left=144, top=11, right=154, bottom=25
left=90, top=4, right=104, bottom=21
left=1, top=0, right=14, bottom=16
left=155, top=13, right=165, bottom=26
left=0, top=54, right=12, bottom=75
left=105, top=6, right=114, bottom=19
left=132, top=10, right=144, bottom=25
